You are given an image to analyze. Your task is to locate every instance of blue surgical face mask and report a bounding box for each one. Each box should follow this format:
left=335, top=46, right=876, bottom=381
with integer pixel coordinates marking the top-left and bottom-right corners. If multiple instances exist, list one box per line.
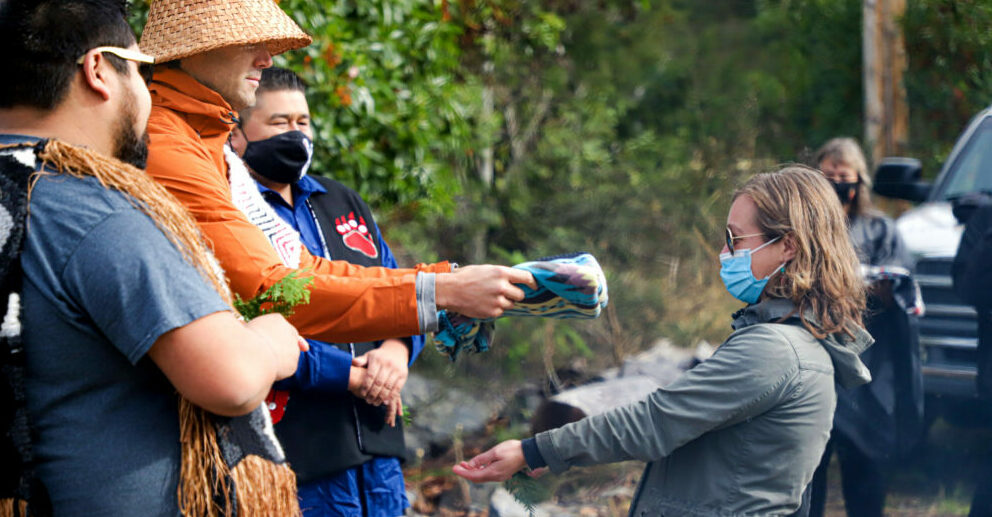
left=719, top=236, right=785, bottom=304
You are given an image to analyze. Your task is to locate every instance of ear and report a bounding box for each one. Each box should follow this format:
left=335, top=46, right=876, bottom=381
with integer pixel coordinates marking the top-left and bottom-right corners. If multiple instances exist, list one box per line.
left=81, top=52, right=113, bottom=101
left=78, top=51, right=114, bottom=101
left=229, top=124, right=248, bottom=156
left=781, top=233, right=797, bottom=262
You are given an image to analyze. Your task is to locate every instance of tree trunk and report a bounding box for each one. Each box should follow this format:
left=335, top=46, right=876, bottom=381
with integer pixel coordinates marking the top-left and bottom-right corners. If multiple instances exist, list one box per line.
left=863, top=0, right=909, bottom=165
left=468, top=66, right=495, bottom=265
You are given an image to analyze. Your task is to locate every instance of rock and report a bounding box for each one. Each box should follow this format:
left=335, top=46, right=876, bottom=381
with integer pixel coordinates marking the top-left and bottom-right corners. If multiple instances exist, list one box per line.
left=542, top=375, right=660, bottom=421
left=533, top=339, right=713, bottom=432
left=598, top=338, right=700, bottom=383
left=402, top=373, right=505, bottom=455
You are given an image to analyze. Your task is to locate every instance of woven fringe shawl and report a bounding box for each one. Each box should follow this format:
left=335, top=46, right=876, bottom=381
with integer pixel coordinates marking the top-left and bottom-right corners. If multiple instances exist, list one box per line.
left=0, top=140, right=300, bottom=517
left=223, top=146, right=300, bottom=423
left=225, top=145, right=301, bottom=267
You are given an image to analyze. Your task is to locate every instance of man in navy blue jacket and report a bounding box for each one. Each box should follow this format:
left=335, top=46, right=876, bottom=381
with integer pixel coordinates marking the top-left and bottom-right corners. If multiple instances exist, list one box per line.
left=231, top=67, right=418, bottom=517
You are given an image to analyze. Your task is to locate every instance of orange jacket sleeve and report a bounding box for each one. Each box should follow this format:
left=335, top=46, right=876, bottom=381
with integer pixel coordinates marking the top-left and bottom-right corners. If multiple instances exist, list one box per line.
left=145, top=112, right=450, bottom=343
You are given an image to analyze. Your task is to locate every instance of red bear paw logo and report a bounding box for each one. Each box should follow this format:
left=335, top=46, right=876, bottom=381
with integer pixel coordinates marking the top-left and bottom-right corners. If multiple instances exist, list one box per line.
left=335, top=212, right=379, bottom=259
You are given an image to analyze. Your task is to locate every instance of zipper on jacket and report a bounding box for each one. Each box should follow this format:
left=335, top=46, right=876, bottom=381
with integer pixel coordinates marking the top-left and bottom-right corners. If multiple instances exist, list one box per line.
left=305, top=198, right=332, bottom=258
left=349, top=342, right=365, bottom=452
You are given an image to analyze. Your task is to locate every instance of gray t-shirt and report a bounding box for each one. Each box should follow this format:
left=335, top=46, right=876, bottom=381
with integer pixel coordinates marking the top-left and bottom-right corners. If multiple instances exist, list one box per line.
left=19, top=160, right=230, bottom=515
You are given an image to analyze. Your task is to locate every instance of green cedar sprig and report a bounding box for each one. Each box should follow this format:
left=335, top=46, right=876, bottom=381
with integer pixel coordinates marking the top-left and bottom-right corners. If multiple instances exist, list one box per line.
left=503, top=471, right=550, bottom=516
left=402, top=406, right=413, bottom=426
left=233, top=269, right=314, bottom=321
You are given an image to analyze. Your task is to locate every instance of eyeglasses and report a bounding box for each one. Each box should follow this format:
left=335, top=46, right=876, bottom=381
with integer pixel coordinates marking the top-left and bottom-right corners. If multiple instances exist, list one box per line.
left=725, top=227, right=766, bottom=256
left=76, top=46, right=155, bottom=85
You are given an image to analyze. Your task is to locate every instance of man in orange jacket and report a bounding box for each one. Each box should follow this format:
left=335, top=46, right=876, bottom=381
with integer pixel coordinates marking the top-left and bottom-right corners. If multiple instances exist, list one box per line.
left=139, top=0, right=534, bottom=383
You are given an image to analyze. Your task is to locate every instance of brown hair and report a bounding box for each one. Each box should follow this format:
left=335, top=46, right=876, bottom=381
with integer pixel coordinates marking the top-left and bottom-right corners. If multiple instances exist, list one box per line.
left=813, top=137, right=874, bottom=217
left=735, top=165, right=865, bottom=338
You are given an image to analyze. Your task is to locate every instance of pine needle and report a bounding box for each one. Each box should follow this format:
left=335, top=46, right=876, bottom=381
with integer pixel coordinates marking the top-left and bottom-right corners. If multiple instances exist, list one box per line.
left=503, top=471, right=550, bottom=516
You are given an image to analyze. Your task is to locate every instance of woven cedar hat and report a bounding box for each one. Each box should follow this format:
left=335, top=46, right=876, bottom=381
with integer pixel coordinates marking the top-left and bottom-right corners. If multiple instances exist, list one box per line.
left=140, top=0, right=312, bottom=63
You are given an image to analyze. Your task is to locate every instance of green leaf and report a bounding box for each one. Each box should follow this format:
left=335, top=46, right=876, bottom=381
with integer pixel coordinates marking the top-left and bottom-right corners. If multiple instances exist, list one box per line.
left=503, top=471, right=550, bottom=517
left=233, top=269, right=315, bottom=321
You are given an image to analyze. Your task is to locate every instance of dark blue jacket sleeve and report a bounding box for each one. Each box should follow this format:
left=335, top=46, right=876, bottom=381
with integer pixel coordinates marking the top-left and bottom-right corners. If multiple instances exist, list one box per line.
left=273, top=339, right=353, bottom=393
left=954, top=204, right=992, bottom=308
left=521, top=437, right=548, bottom=469
left=376, top=224, right=425, bottom=365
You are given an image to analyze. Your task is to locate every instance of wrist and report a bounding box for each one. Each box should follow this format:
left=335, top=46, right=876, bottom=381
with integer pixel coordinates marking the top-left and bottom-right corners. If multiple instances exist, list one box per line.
left=381, top=339, right=411, bottom=363
left=434, top=272, right=452, bottom=310
left=348, top=366, right=365, bottom=392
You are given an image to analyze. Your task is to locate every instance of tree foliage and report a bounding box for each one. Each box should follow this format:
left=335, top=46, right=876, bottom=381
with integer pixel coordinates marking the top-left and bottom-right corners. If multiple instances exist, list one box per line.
left=274, top=1, right=471, bottom=209
left=903, top=0, right=992, bottom=175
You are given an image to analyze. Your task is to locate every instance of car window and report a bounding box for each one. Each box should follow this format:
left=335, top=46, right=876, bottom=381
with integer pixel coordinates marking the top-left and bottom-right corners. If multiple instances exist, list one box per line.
left=937, top=117, right=992, bottom=200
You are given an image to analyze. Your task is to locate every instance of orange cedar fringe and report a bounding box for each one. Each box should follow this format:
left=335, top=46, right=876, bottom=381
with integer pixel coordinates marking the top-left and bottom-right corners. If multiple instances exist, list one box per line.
left=0, top=499, right=28, bottom=517
left=232, top=455, right=301, bottom=517
left=177, top=398, right=232, bottom=516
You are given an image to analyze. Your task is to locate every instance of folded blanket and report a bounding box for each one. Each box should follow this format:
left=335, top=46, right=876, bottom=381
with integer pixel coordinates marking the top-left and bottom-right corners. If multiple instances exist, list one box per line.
left=860, top=264, right=925, bottom=317
left=434, top=252, right=608, bottom=360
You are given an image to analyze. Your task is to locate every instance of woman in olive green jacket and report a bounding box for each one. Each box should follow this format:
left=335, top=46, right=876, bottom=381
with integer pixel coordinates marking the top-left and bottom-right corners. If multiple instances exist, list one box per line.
left=453, top=166, right=873, bottom=516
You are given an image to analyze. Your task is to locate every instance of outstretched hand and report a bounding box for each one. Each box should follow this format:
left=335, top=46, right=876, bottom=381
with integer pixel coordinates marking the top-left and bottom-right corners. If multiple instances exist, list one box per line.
left=436, top=265, right=538, bottom=320
left=452, top=439, right=529, bottom=483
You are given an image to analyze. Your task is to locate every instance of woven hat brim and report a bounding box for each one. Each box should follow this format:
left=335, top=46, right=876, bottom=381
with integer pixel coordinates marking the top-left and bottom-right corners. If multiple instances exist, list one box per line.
left=140, top=0, right=313, bottom=63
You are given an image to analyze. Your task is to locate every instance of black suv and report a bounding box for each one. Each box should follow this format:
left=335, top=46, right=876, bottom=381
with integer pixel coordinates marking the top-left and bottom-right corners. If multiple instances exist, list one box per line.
left=875, top=106, right=992, bottom=423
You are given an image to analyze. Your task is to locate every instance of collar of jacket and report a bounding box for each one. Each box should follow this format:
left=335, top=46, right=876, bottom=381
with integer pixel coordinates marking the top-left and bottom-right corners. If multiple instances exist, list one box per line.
left=730, top=297, right=802, bottom=330
left=731, top=297, right=873, bottom=356
left=731, top=297, right=874, bottom=388
left=149, top=68, right=239, bottom=138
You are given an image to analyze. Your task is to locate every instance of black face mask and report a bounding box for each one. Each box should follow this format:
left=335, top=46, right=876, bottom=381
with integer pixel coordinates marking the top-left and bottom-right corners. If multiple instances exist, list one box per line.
left=242, top=130, right=314, bottom=184
left=833, top=181, right=858, bottom=205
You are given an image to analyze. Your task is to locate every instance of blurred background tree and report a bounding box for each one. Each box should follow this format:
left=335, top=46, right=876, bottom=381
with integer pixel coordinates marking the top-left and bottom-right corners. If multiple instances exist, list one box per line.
left=903, top=0, right=992, bottom=176
left=129, top=0, right=992, bottom=382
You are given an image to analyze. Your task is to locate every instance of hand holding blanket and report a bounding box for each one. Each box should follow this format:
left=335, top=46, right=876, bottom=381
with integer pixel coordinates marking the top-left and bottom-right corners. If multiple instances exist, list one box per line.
left=433, top=252, right=608, bottom=360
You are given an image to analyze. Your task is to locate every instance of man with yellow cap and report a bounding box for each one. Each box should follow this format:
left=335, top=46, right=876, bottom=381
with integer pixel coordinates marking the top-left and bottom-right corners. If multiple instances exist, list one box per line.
left=139, top=0, right=535, bottom=416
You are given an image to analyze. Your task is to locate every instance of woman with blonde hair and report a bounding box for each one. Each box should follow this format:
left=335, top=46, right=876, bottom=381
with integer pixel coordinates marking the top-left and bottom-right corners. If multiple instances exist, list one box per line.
left=815, top=137, right=873, bottom=217
left=810, top=138, right=922, bottom=517
left=453, top=166, right=872, bottom=516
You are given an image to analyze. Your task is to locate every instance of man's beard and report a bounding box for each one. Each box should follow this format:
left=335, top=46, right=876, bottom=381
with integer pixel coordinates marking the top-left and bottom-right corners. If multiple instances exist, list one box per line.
left=112, top=88, right=149, bottom=169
